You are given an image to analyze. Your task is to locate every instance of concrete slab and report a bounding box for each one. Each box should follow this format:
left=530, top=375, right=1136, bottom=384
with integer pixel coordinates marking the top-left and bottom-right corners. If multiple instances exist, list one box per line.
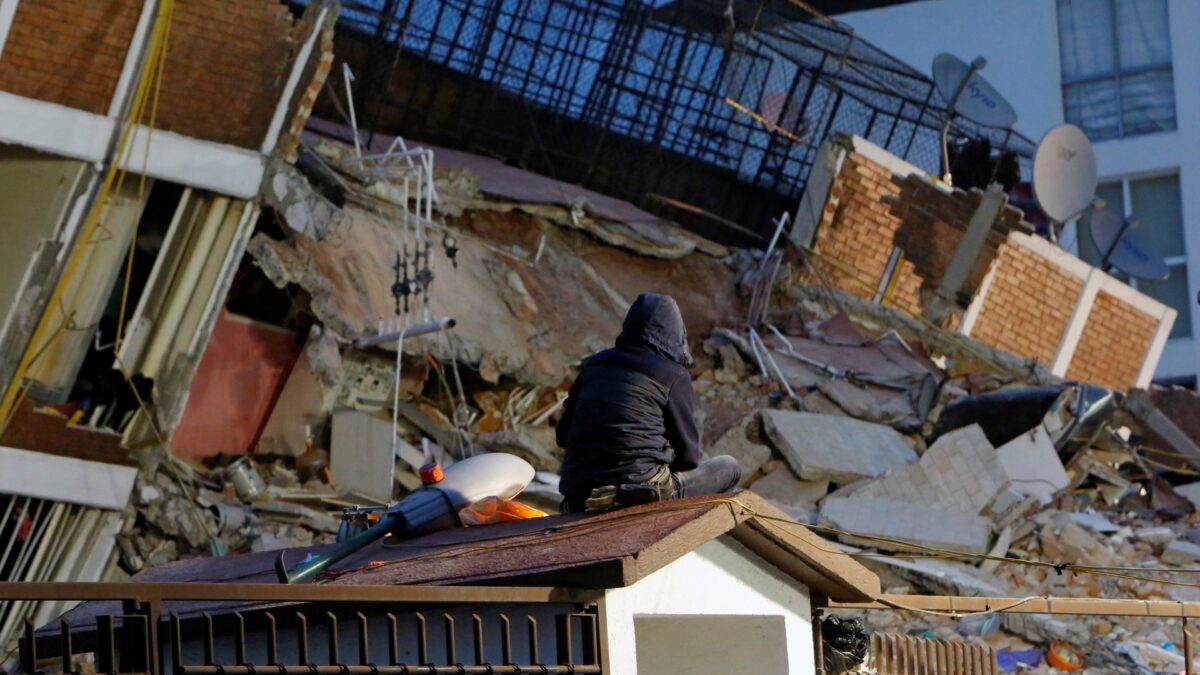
left=748, top=465, right=827, bottom=521
left=821, top=495, right=991, bottom=554
left=1163, top=540, right=1200, bottom=566
left=330, top=409, right=396, bottom=502
left=995, top=424, right=1069, bottom=504
left=760, top=410, right=916, bottom=484
left=708, top=414, right=772, bottom=486
left=853, top=424, right=1008, bottom=516
left=1135, top=526, right=1175, bottom=545
left=1173, top=482, right=1200, bottom=511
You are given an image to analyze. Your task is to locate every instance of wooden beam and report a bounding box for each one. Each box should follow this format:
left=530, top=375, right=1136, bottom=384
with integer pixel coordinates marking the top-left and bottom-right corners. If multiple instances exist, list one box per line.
left=828, top=594, right=1200, bottom=618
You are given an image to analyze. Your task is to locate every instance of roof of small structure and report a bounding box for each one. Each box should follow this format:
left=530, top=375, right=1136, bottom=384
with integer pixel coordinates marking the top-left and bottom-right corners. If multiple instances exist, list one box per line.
left=54, top=492, right=878, bottom=631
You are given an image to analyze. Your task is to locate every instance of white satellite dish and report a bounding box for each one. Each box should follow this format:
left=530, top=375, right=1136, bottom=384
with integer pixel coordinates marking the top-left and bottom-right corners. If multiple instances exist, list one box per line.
left=932, top=53, right=1018, bottom=128
left=1033, top=124, right=1097, bottom=230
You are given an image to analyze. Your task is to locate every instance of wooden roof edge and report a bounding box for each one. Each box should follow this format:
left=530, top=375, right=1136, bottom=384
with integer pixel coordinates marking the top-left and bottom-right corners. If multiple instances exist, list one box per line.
left=730, top=492, right=881, bottom=603
left=629, top=498, right=750, bottom=584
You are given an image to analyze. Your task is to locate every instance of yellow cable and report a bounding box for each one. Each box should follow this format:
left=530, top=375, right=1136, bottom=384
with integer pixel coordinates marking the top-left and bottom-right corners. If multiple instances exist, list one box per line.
left=0, top=0, right=176, bottom=433
left=116, top=2, right=174, bottom=354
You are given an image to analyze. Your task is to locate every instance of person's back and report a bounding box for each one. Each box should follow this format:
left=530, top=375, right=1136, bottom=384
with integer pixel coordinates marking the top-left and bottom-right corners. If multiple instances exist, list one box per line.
left=557, top=293, right=740, bottom=512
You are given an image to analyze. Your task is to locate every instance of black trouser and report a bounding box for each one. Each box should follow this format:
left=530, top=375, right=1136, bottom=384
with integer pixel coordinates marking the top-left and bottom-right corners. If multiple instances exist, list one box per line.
left=562, top=455, right=742, bottom=513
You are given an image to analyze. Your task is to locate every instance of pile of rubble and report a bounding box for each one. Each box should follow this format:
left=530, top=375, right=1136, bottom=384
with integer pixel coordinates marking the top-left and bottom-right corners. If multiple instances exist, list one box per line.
left=688, top=292, right=1200, bottom=672
left=110, top=126, right=1200, bottom=672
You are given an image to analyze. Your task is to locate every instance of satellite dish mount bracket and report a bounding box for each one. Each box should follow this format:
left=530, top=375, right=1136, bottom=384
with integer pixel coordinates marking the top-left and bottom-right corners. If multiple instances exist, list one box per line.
left=939, top=56, right=987, bottom=186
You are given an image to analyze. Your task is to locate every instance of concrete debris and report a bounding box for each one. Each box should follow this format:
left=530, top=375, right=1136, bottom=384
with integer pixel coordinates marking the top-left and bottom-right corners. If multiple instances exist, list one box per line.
left=474, top=427, right=560, bottom=471
left=761, top=410, right=917, bottom=483
left=816, top=378, right=915, bottom=428
left=1039, top=522, right=1115, bottom=568
left=851, top=424, right=1008, bottom=517
left=1068, top=511, right=1119, bottom=534
left=994, top=424, right=1069, bottom=505
left=262, top=158, right=346, bottom=239
left=1172, top=481, right=1200, bottom=511
left=1134, top=526, right=1175, bottom=545
left=706, top=414, right=772, bottom=486
left=749, top=463, right=827, bottom=522
left=1161, top=540, right=1200, bottom=566
left=17, top=106, right=1199, bottom=668
left=821, top=495, right=992, bottom=554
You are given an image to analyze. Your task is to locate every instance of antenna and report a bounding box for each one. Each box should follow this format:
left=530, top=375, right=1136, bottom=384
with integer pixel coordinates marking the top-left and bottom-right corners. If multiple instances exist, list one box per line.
left=1087, top=209, right=1170, bottom=281
left=932, top=53, right=1018, bottom=185
left=1032, top=124, right=1097, bottom=242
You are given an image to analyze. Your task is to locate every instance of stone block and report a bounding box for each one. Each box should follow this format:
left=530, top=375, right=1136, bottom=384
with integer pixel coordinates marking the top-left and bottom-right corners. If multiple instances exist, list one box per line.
left=708, top=414, right=772, bottom=486
left=1163, top=540, right=1200, bottom=566
left=995, top=424, right=1069, bottom=504
left=749, top=465, right=827, bottom=521
left=820, top=495, right=991, bottom=554
left=761, top=410, right=916, bottom=484
left=1135, top=527, right=1175, bottom=545
left=854, top=424, right=1008, bottom=516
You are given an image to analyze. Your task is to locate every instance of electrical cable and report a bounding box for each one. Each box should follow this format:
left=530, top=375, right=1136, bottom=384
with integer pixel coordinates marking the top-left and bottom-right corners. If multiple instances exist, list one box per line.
left=0, top=0, right=178, bottom=433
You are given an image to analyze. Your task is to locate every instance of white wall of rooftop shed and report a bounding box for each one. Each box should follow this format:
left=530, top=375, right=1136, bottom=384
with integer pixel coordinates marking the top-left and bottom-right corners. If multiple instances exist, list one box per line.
left=603, top=535, right=814, bottom=674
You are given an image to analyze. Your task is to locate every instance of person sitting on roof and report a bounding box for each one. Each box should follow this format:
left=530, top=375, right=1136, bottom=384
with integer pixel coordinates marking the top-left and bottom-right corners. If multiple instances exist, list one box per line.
left=556, top=292, right=742, bottom=514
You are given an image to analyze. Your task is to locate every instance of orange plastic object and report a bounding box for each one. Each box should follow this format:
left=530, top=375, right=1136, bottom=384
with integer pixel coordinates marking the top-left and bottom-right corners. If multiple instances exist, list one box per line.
left=419, top=463, right=444, bottom=485
left=460, top=497, right=547, bottom=525
left=1046, top=640, right=1083, bottom=672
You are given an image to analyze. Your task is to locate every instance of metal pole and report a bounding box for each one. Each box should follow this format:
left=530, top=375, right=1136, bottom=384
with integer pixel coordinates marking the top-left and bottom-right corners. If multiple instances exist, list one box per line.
left=939, top=59, right=984, bottom=185
left=354, top=317, right=455, bottom=349
left=1186, top=616, right=1193, bottom=675
left=1099, top=217, right=1134, bottom=273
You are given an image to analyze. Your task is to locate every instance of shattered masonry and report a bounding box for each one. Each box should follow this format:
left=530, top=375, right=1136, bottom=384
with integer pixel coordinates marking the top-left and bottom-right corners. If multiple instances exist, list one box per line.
left=0, top=0, right=1197, bottom=672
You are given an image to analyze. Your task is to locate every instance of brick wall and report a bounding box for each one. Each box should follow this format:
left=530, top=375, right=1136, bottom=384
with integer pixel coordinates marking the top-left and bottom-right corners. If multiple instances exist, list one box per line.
left=968, top=240, right=1083, bottom=365
left=0, top=0, right=141, bottom=114
left=154, top=1, right=300, bottom=148
left=0, top=0, right=315, bottom=150
left=804, top=148, right=1028, bottom=319
left=1067, top=291, right=1159, bottom=390
left=805, top=151, right=915, bottom=310
left=803, top=136, right=1172, bottom=391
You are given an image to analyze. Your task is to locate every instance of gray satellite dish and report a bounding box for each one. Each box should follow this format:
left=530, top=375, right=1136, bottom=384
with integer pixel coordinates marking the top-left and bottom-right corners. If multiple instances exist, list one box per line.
left=932, top=53, right=1018, bottom=128
left=1088, top=209, right=1170, bottom=281
left=1033, top=124, right=1097, bottom=238
left=932, top=53, right=1017, bottom=186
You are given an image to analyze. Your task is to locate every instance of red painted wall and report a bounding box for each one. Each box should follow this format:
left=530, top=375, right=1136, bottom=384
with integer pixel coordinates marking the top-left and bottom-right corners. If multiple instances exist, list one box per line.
left=171, top=312, right=301, bottom=460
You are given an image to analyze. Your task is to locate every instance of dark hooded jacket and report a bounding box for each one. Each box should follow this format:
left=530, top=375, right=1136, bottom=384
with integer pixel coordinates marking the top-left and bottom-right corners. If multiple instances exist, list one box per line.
left=556, top=293, right=702, bottom=501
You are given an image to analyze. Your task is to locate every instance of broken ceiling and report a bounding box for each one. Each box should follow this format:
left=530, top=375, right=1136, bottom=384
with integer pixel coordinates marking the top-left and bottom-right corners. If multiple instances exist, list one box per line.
left=248, top=125, right=743, bottom=385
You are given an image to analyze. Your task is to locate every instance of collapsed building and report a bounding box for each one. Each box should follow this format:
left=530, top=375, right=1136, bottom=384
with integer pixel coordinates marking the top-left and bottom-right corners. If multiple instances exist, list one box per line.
left=2, top=0, right=1200, bottom=673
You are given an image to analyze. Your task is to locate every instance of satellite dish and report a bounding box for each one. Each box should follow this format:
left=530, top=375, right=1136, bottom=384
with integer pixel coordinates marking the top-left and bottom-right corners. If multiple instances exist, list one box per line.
left=1033, top=124, right=1097, bottom=227
left=932, top=53, right=1018, bottom=128
left=1088, top=209, right=1170, bottom=281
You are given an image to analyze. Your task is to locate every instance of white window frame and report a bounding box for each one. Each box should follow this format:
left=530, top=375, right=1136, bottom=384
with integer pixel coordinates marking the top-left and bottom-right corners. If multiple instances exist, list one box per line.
left=1095, top=170, right=1190, bottom=340
left=1057, top=0, right=1177, bottom=140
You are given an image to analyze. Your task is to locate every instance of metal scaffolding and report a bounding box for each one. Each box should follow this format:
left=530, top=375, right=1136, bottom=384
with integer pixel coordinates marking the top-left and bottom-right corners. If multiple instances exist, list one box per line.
left=324, top=0, right=1037, bottom=242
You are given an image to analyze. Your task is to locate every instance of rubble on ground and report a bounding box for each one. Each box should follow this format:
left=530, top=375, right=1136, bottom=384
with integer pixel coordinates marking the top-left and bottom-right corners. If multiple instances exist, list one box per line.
left=105, top=127, right=1200, bottom=672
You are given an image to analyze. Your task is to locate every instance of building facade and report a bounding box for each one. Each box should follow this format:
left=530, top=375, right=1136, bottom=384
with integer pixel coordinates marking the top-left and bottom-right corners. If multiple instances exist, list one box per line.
left=843, top=0, right=1200, bottom=387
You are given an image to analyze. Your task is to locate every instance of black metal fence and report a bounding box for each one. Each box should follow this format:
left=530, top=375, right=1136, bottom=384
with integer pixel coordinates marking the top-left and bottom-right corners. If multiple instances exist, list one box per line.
left=318, top=0, right=1036, bottom=243
left=8, top=583, right=601, bottom=675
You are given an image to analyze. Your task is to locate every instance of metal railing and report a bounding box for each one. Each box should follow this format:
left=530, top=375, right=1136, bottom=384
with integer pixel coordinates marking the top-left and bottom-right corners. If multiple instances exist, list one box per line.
left=865, top=632, right=998, bottom=675
left=4, top=583, right=603, bottom=675
left=310, top=0, right=1037, bottom=244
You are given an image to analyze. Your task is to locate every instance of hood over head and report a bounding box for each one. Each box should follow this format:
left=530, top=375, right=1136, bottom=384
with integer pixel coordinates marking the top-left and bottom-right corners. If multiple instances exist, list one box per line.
left=616, top=293, right=693, bottom=366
